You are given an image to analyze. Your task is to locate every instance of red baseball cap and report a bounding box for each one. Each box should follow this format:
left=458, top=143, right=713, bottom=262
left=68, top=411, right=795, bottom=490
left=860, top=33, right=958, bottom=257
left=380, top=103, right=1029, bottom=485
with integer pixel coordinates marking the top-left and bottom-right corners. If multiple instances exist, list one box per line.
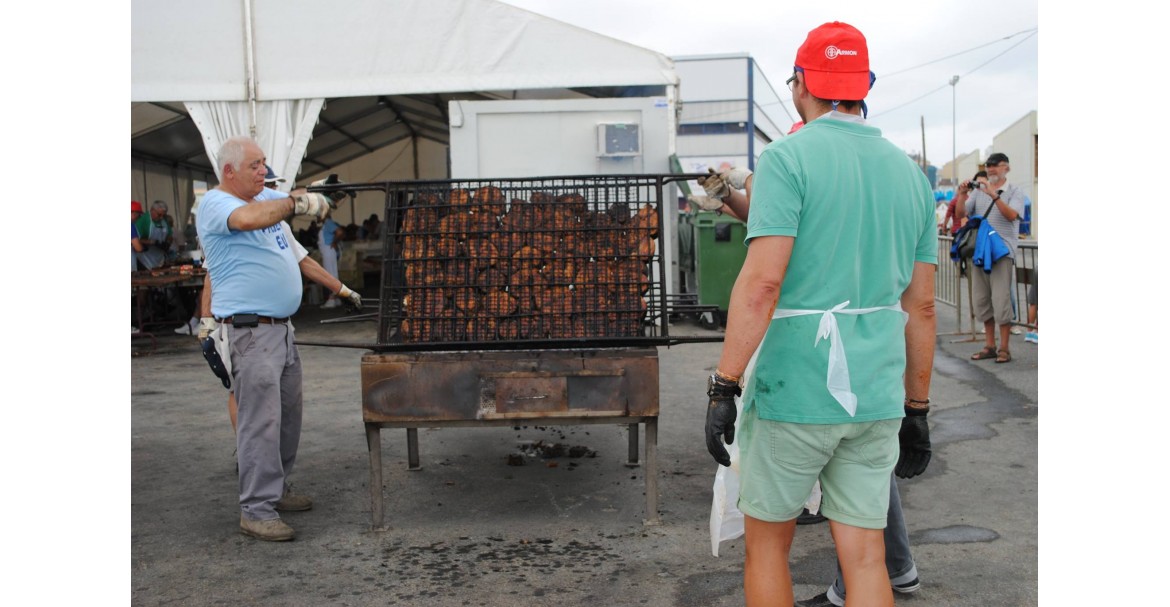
left=795, top=22, right=870, bottom=101
left=131, top=200, right=144, bottom=213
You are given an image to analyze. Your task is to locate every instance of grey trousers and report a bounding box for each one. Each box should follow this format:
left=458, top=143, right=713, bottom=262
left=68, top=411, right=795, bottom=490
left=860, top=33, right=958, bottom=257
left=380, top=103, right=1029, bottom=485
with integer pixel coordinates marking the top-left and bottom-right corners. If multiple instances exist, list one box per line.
left=826, top=474, right=918, bottom=602
left=230, top=322, right=303, bottom=521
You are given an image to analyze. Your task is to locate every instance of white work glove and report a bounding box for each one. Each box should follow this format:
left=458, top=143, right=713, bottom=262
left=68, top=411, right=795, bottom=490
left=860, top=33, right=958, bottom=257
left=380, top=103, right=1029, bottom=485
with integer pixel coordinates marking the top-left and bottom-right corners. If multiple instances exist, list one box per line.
left=311, top=176, right=349, bottom=204
left=338, top=284, right=362, bottom=310
left=722, top=168, right=752, bottom=190
left=197, top=317, right=219, bottom=340
left=292, top=193, right=333, bottom=221
left=687, top=195, right=726, bottom=211
left=698, top=168, right=731, bottom=200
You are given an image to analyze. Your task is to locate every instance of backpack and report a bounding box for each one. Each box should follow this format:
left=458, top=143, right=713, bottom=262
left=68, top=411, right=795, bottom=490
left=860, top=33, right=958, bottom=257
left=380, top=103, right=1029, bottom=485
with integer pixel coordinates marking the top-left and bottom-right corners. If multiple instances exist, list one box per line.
left=949, top=197, right=996, bottom=262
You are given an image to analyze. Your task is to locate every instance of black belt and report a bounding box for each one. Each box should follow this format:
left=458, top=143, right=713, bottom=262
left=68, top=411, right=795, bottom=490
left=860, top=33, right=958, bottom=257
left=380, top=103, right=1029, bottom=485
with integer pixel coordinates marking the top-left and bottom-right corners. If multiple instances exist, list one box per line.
left=219, top=315, right=289, bottom=326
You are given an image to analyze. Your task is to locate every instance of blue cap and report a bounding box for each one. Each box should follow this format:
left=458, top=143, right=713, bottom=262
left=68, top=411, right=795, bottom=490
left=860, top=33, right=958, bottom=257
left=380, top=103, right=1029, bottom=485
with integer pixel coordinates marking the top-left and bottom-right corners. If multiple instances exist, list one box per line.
left=263, top=165, right=285, bottom=183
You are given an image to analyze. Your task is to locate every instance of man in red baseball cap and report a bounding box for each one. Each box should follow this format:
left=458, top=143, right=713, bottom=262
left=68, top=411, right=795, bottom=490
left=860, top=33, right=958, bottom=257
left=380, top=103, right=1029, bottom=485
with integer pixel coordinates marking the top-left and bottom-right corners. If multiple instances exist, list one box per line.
left=702, top=21, right=937, bottom=607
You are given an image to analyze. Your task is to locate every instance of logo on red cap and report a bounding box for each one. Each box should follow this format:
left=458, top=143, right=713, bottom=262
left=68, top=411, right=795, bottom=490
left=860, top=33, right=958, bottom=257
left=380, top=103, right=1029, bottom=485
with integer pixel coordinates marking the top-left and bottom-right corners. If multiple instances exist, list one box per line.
left=796, top=22, right=870, bottom=101
left=825, top=46, right=858, bottom=59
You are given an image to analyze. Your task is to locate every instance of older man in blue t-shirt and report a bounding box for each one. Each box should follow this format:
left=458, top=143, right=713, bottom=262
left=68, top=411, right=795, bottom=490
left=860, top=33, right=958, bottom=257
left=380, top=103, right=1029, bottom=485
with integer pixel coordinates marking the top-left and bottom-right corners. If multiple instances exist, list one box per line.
left=196, top=136, right=335, bottom=542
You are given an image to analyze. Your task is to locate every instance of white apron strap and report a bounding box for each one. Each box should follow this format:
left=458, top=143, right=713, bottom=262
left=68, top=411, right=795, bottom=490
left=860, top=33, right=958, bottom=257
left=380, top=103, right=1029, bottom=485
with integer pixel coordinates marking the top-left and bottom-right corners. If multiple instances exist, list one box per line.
left=769, top=300, right=907, bottom=417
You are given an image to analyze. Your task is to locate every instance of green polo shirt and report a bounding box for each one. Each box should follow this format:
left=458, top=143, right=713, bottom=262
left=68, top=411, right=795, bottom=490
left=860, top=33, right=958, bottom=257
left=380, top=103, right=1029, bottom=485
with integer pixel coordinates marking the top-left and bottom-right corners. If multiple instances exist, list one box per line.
left=744, top=117, right=937, bottom=424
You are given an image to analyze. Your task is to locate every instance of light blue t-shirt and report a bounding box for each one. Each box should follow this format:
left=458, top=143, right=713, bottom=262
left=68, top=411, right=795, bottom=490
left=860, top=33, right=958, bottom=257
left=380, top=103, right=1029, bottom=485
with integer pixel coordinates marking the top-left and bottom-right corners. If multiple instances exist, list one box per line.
left=320, top=218, right=341, bottom=247
left=196, top=187, right=302, bottom=318
left=744, top=115, right=937, bottom=424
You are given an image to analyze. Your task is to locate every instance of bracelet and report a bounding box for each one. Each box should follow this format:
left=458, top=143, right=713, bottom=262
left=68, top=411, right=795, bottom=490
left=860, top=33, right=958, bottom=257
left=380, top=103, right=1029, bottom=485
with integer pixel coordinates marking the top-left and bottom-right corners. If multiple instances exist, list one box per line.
left=714, top=369, right=740, bottom=383
left=905, top=398, right=930, bottom=415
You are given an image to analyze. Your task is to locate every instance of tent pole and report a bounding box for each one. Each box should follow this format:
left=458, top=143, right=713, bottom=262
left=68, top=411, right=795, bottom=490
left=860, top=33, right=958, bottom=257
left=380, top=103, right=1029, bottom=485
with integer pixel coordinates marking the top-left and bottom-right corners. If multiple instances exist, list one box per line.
left=243, top=0, right=258, bottom=138
left=412, top=135, right=419, bottom=179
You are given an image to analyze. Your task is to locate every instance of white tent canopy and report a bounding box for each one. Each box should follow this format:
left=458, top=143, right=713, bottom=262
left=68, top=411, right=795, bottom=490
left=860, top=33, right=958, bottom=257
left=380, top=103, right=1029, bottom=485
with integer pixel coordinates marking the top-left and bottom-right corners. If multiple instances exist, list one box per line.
left=132, top=0, right=677, bottom=103
left=132, top=0, right=678, bottom=234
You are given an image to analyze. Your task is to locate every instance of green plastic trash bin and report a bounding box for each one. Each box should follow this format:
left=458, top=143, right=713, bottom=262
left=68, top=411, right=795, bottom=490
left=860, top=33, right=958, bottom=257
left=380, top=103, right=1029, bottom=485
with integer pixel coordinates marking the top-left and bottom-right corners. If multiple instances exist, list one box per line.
left=692, top=211, right=748, bottom=328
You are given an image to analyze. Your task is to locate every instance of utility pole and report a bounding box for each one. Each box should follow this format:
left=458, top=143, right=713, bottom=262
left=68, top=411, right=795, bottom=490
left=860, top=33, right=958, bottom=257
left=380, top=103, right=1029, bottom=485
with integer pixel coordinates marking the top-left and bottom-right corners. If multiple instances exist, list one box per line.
left=920, top=116, right=928, bottom=175
left=949, top=75, right=960, bottom=187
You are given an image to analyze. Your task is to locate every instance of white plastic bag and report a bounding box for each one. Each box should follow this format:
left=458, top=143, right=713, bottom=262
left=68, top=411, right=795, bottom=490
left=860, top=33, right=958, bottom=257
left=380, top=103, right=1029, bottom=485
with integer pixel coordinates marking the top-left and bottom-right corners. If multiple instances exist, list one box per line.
left=709, top=391, right=745, bottom=557
left=708, top=344, right=823, bottom=557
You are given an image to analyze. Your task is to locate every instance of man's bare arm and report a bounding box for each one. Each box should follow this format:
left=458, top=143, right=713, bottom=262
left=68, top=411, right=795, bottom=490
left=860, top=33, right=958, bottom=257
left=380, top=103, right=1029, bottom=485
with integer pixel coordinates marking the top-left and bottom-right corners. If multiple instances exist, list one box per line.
left=227, top=198, right=295, bottom=231
left=298, top=256, right=343, bottom=294
left=901, top=261, right=937, bottom=401
left=200, top=273, right=212, bottom=317
left=715, top=235, right=792, bottom=378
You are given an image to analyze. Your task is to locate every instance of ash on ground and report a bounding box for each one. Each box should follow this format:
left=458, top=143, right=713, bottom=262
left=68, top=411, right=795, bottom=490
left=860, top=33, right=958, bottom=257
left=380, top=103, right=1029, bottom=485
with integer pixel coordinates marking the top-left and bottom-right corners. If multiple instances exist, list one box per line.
left=507, top=440, right=597, bottom=465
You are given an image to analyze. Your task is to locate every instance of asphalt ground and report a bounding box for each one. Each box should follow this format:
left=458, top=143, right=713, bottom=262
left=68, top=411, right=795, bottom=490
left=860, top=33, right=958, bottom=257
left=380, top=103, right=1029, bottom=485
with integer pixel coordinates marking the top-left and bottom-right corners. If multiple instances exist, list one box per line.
left=118, top=296, right=1039, bottom=605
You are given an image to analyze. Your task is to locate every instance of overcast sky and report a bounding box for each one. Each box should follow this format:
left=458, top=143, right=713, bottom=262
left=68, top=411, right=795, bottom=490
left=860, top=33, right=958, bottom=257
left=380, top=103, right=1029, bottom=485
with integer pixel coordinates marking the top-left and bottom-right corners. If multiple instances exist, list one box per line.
left=501, top=0, right=1037, bottom=172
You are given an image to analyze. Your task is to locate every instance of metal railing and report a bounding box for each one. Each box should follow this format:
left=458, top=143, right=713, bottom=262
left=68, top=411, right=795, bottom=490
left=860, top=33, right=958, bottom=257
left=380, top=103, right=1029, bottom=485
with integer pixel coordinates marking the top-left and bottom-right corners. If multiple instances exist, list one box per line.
left=935, top=235, right=1037, bottom=338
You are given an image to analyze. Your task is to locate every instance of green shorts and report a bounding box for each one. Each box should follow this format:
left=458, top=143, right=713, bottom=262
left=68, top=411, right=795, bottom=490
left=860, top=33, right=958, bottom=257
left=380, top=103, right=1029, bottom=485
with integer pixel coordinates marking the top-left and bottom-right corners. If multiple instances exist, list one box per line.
left=737, top=407, right=900, bottom=529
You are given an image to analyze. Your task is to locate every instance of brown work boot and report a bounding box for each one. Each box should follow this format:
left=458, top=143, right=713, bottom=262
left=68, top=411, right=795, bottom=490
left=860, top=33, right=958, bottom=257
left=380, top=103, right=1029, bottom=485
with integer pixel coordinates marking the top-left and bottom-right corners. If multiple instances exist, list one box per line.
left=275, top=490, right=313, bottom=512
left=239, top=515, right=295, bottom=541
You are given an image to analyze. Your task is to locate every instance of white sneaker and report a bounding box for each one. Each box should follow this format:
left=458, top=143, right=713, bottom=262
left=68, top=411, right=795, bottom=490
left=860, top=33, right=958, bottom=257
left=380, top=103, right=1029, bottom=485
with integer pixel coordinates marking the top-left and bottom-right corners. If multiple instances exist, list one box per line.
left=1010, top=326, right=1023, bottom=335
left=173, top=317, right=199, bottom=335
left=321, top=298, right=341, bottom=309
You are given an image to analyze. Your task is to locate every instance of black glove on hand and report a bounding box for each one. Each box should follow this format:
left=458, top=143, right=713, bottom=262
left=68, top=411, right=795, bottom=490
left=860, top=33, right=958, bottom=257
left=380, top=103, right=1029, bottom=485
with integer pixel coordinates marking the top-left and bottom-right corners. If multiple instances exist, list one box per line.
left=705, top=374, right=742, bottom=467
left=200, top=337, right=232, bottom=390
left=895, top=405, right=932, bottom=478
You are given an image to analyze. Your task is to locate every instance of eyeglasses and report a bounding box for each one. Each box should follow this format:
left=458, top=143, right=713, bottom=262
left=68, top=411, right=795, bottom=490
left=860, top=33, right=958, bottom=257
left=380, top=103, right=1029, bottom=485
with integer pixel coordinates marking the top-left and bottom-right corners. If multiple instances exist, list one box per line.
left=786, top=73, right=798, bottom=91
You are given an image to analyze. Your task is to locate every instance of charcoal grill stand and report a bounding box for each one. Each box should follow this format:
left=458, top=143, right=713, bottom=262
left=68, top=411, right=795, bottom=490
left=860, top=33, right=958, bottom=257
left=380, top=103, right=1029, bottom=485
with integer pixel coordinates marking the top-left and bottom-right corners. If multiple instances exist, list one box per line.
left=361, top=348, right=661, bottom=529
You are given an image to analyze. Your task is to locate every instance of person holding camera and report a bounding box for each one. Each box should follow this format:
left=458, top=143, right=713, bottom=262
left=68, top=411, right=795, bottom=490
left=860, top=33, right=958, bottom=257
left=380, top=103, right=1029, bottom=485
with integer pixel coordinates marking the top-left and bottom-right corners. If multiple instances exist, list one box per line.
left=196, top=135, right=340, bottom=542
left=941, top=170, right=986, bottom=236
left=954, top=152, right=1026, bottom=363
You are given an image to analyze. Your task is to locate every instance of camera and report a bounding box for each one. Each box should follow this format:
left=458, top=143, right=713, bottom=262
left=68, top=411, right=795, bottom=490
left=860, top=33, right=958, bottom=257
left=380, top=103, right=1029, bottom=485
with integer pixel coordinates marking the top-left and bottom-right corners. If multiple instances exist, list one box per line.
left=966, top=180, right=983, bottom=190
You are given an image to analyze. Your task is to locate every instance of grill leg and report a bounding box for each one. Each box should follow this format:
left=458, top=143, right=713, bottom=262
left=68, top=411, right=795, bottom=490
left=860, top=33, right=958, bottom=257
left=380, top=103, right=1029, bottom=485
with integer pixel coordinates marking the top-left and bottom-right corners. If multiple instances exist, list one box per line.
left=365, top=423, right=385, bottom=530
left=407, top=428, right=421, bottom=471
left=643, top=418, right=660, bottom=526
left=625, top=423, right=640, bottom=467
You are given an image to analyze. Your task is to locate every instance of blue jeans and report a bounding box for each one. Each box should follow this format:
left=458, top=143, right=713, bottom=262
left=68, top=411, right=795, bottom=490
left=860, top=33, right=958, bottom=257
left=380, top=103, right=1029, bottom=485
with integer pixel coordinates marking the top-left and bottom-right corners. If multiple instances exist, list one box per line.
left=826, top=473, right=918, bottom=603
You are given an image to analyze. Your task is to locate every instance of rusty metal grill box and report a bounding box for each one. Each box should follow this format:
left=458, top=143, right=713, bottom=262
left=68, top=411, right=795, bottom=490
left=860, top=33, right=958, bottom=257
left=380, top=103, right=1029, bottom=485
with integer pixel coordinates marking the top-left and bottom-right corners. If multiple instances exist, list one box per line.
left=370, top=175, right=670, bottom=350
left=300, top=175, right=716, bottom=528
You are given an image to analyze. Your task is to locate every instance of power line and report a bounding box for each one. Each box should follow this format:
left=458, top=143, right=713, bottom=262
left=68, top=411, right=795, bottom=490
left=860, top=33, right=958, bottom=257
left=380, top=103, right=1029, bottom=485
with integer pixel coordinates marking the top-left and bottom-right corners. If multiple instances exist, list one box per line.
left=870, top=29, right=1037, bottom=119
left=880, top=28, right=1038, bottom=79
left=681, top=27, right=1037, bottom=126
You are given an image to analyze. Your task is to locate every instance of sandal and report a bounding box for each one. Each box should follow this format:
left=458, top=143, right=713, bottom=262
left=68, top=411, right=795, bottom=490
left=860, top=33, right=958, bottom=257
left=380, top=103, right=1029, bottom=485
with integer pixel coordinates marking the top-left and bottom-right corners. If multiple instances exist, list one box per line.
left=995, top=350, right=1012, bottom=363
left=971, top=346, right=997, bottom=360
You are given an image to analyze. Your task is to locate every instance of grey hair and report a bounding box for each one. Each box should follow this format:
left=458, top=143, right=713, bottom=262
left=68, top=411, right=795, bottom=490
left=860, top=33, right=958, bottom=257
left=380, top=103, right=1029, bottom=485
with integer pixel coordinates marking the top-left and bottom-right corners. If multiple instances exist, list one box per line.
left=151, top=200, right=168, bottom=213
left=216, top=136, right=257, bottom=173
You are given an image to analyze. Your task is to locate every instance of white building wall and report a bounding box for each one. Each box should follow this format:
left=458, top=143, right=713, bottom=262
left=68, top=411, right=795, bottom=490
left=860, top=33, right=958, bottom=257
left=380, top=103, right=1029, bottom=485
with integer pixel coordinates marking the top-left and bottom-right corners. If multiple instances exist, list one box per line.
left=448, top=97, right=673, bottom=178
left=675, top=55, right=749, bottom=103
left=679, top=100, right=748, bottom=124
left=447, top=95, right=679, bottom=297
left=991, top=111, right=1038, bottom=238
left=676, top=133, right=746, bottom=158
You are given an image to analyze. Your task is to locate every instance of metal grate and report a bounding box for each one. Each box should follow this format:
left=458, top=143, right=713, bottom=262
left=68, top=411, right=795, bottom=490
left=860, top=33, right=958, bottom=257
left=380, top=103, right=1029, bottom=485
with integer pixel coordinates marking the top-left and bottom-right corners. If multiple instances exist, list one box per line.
left=372, top=176, right=670, bottom=351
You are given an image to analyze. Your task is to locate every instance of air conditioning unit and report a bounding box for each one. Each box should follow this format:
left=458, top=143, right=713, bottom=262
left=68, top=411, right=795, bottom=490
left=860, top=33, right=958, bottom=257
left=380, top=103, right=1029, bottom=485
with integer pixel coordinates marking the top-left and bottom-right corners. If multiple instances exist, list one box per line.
left=597, top=123, right=641, bottom=157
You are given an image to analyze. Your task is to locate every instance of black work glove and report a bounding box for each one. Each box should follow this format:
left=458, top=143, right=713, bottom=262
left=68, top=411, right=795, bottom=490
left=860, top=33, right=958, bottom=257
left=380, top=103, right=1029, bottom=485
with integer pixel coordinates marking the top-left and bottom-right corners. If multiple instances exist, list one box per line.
left=895, top=405, right=932, bottom=478
left=705, top=374, right=742, bottom=467
left=311, top=174, right=349, bottom=204
left=200, top=337, right=232, bottom=390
